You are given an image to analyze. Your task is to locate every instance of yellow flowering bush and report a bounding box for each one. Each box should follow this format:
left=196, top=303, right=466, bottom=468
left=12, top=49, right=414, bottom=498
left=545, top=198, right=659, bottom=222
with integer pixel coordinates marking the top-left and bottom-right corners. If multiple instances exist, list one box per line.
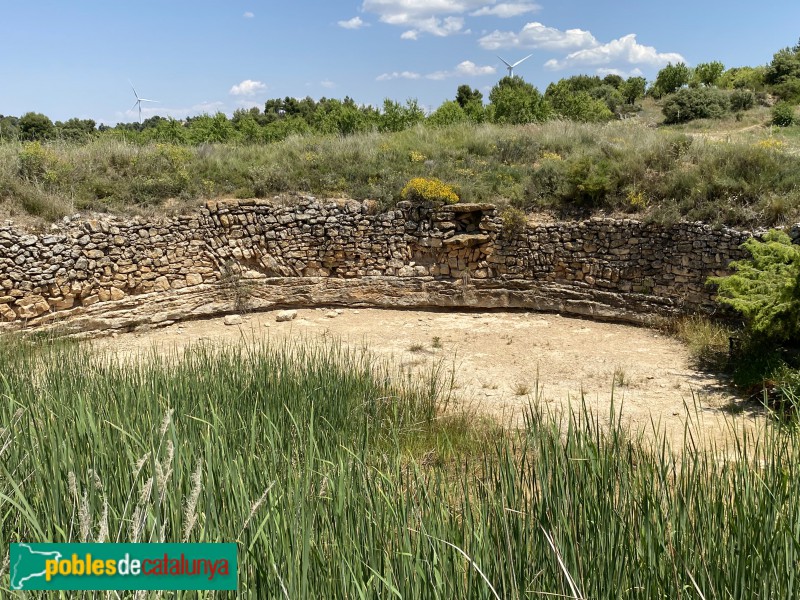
left=409, top=151, right=427, bottom=163
left=400, top=177, right=459, bottom=204
left=539, top=151, right=563, bottom=161
left=18, top=141, right=61, bottom=184
left=626, top=189, right=647, bottom=210
left=755, top=138, right=785, bottom=152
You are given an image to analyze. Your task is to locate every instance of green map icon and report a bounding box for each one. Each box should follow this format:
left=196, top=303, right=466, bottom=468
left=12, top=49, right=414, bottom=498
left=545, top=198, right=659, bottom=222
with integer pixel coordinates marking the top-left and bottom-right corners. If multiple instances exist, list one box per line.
left=10, top=543, right=63, bottom=590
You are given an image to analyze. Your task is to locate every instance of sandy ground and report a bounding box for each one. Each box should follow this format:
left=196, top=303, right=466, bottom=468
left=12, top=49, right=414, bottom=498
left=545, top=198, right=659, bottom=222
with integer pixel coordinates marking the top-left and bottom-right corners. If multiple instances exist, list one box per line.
left=93, top=307, right=764, bottom=449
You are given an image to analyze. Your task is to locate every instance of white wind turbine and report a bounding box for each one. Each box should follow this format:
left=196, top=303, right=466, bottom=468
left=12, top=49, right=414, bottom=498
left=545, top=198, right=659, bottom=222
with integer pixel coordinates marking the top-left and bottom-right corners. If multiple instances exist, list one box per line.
left=497, top=54, right=533, bottom=77
left=129, top=81, right=159, bottom=124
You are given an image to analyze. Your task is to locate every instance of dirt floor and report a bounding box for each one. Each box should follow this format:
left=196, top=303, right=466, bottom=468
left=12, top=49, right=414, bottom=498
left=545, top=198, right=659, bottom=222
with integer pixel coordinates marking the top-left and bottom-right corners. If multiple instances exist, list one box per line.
left=93, top=307, right=765, bottom=449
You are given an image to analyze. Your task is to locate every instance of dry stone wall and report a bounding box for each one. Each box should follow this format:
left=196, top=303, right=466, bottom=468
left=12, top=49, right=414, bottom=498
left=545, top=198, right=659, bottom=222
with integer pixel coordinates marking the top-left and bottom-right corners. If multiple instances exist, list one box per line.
left=0, top=195, right=796, bottom=334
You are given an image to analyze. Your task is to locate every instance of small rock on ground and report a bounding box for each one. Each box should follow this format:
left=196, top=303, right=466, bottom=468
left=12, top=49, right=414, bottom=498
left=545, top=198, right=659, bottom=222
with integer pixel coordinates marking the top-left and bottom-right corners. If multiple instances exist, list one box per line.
left=224, top=314, right=243, bottom=326
left=276, top=310, right=298, bottom=322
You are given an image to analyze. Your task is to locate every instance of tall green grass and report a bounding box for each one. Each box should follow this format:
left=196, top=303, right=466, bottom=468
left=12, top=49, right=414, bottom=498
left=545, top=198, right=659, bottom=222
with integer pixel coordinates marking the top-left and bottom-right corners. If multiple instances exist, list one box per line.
left=2, top=121, right=799, bottom=227
left=1, top=336, right=798, bottom=598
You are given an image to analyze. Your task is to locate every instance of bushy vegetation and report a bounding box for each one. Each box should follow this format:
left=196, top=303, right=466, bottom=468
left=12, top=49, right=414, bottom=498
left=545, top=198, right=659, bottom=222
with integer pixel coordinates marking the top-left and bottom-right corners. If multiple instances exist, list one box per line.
left=400, top=177, right=460, bottom=204
left=654, top=40, right=800, bottom=124
left=772, top=102, right=797, bottom=127
left=712, top=231, right=800, bottom=345
left=2, top=38, right=800, bottom=226
left=662, top=87, right=731, bottom=124
left=2, top=336, right=800, bottom=597
left=2, top=120, right=799, bottom=227
left=709, top=231, right=800, bottom=401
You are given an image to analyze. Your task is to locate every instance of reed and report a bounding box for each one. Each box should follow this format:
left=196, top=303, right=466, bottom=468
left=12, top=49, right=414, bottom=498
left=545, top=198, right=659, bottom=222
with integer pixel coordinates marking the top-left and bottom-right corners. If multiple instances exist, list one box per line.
left=0, top=335, right=798, bottom=598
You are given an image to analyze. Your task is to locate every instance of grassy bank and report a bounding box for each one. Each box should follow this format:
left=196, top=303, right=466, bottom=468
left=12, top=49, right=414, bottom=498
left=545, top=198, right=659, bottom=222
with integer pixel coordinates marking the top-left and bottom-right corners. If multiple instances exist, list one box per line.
left=2, top=120, right=799, bottom=228
left=1, top=336, right=798, bottom=598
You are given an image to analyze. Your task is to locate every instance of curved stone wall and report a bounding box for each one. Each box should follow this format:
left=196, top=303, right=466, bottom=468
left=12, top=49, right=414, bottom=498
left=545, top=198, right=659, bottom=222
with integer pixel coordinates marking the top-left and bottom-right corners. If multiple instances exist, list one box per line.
left=0, top=196, right=794, bottom=334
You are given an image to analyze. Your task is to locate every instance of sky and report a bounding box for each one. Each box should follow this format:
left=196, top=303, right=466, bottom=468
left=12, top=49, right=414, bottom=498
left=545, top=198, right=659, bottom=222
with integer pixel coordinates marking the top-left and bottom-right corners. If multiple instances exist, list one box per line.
left=1, top=1, right=798, bottom=125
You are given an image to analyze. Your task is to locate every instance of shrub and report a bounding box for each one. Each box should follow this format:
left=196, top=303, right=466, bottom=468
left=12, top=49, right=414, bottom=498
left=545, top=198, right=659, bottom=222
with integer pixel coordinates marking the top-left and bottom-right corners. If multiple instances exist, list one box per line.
left=709, top=230, right=800, bottom=346
left=18, top=141, right=63, bottom=185
left=662, top=87, right=731, bottom=124
left=500, top=205, right=527, bottom=234
left=426, top=101, right=467, bottom=127
left=565, top=155, right=620, bottom=206
left=400, top=177, right=459, bottom=204
left=526, top=157, right=569, bottom=206
left=730, top=89, right=756, bottom=112
left=772, top=102, right=796, bottom=127
left=673, top=315, right=733, bottom=371
left=489, top=76, right=551, bottom=125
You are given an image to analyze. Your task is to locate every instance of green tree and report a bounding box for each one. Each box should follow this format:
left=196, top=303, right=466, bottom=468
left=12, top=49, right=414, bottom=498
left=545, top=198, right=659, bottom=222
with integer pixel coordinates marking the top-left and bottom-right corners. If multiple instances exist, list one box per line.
left=709, top=230, right=800, bottom=345
left=231, top=111, right=264, bottom=143
left=651, top=63, right=691, bottom=98
left=379, top=99, right=425, bottom=132
left=0, top=115, right=20, bottom=140
left=602, top=74, right=624, bottom=89
left=545, top=81, right=613, bottom=122
left=18, top=112, right=55, bottom=141
left=56, top=118, right=96, bottom=142
left=765, top=43, right=800, bottom=85
left=316, top=100, right=375, bottom=136
left=152, top=118, right=188, bottom=144
left=455, top=85, right=485, bottom=122
left=693, top=61, right=725, bottom=87
left=545, top=75, right=622, bottom=115
left=489, top=76, right=551, bottom=125
left=427, top=101, right=467, bottom=127
left=455, top=85, right=482, bottom=108
left=590, top=84, right=624, bottom=114
left=620, top=77, right=647, bottom=105
left=719, top=66, right=766, bottom=91
left=188, top=112, right=236, bottom=144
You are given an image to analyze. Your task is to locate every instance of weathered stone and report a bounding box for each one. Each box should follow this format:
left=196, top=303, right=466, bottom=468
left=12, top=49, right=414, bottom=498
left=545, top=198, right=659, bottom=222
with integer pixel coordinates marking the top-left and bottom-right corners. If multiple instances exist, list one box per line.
left=224, top=314, right=243, bottom=326
left=0, top=195, right=792, bottom=334
left=0, top=304, right=16, bottom=321
left=82, top=295, right=100, bottom=307
left=275, top=310, right=298, bottom=322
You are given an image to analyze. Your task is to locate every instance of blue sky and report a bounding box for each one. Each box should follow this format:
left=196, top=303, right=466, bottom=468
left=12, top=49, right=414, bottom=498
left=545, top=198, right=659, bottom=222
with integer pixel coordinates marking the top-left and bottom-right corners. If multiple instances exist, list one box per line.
left=1, top=0, right=798, bottom=124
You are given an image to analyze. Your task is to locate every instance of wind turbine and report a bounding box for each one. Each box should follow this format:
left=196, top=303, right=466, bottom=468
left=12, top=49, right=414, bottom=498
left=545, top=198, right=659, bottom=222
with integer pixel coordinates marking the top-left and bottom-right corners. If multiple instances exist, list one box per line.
left=129, top=81, right=158, bottom=124
left=497, top=54, right=533, bottom=77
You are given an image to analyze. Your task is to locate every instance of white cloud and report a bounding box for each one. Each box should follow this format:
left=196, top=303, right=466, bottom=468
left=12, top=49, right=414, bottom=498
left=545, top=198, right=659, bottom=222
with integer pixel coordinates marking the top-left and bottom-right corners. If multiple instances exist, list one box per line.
left=470, top=3, right=540, bottom=18
left=320, top=80, right=336, bottom=89
left=427, top=60, right=497, bottom=80
left=376, top=71, right=421, bottom=81
left=229, top=80, right=267, bottom=96
left=478, top=21, right=683, bottom=72
left=402, top=16, right=465, bottom=39
left=338, top=16, right=367, bottom=29
left=479, top=22, right=597, bottom=51
left=544, top=34, right=684, bottom=70
left=243, top=11, right=254, bottom=19
left=361, top=0, right=488, bottom=38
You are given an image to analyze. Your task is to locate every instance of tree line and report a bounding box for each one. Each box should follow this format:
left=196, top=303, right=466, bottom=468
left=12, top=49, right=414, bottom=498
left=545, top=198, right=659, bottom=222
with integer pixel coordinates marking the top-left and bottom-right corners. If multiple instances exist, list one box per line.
left=2, top=39, right=798, bottom=144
